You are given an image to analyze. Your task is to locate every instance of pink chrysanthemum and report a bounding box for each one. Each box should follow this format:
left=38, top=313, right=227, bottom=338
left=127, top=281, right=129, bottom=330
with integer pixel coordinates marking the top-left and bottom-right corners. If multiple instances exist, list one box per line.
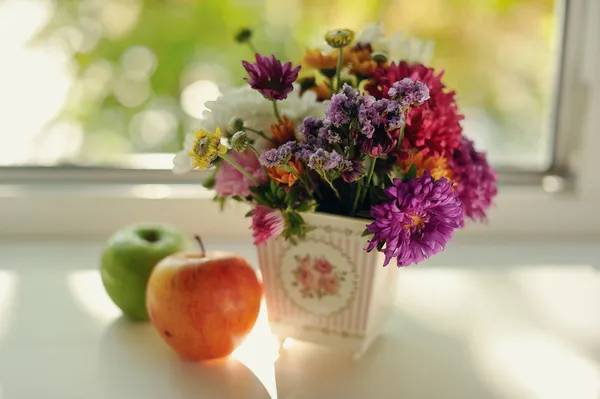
left=251, top=206, right=285, bottom=246
left=450, top=138, right=497, bottom=224
left=215, top=150, right=266, bottom=198
left=365, top=61, right=464, bottom=158
left=366, top=171, right=463, bottom=267
left=242, top=53, right=301, bottom=101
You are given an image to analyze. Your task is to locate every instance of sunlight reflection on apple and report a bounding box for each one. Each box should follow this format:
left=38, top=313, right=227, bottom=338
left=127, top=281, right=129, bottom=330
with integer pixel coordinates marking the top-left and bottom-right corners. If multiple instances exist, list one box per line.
left=470, top=326, right=600, bottom=399
left=231, top=300, right=280, bottom=399
left=0, top=271, right=18, bottom=341
left=67, top=270, right=120, bottom=324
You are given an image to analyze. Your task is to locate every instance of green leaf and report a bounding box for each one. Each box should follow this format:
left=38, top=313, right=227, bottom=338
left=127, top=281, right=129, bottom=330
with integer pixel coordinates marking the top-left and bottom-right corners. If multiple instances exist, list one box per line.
left=356, top=210, right=372, bottom=219
left=231, top=195, right=243, bottom=202
left=244, top=210, right=253, bottom=218
left=361, top=228, right=372, bottom=237
left=276, top=189, right=285, bottom=200
left=294, top=202, right=312, bottom=212
left=264, top=191, right=276, bottom=203
left=373, top=186, right=387, bottom=200
left=216, top=196, right=227, bottom=211
left=289, top=189, right=298, bottom=204
left=383, top=173, right=394, bottom=187
left=376, top=241, right=385, bottom=251
left=406, top=163, right=417, bottom=180
left=202, top=171, right=217, bottom=189
left=269, top=179, right=277, bottom=193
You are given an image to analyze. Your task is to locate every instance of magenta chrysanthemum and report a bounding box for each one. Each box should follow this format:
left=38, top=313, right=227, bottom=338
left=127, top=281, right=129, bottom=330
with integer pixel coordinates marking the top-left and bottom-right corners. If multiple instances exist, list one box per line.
left=242, top=53, right=301, bottom=101
left=365, top=61, right=463, bottom=158
left=450, top=138, right=497, bottom=224
left=251, top=206, right=285, bottom=246
left=366, top=171, right=463, bottom=267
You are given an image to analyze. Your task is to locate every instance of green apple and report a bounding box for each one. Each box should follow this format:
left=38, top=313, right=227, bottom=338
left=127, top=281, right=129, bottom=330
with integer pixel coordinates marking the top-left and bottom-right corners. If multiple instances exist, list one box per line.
left=100, top=223, right=193, bottom=321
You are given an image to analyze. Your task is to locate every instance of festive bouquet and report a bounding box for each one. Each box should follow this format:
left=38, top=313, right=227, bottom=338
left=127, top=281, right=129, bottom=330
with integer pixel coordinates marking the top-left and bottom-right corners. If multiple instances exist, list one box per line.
left=173, top=23, right=497, bottom=267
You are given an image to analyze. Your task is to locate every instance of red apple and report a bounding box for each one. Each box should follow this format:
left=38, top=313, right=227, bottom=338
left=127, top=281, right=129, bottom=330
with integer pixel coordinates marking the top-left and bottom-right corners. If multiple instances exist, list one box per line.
left=146, top=246, right=262, bottom=361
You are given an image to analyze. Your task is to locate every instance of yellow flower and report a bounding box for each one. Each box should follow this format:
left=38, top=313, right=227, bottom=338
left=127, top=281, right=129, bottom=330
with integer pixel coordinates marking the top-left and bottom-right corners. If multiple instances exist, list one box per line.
left=325, top=29, right=355, bottom=49
left=400, top=152, right=455, bottom=183
left=187, top=127, right=227, bottom=170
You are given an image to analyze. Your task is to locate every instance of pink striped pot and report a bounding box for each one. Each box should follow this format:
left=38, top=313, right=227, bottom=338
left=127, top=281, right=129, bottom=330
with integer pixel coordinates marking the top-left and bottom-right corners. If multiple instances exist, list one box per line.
left=257, top=212, right=399, bottom=358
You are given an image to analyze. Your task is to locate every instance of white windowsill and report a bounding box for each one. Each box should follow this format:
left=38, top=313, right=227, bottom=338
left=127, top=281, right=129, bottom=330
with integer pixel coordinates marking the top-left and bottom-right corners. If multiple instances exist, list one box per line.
left=1, top=182, right=599, bottom=240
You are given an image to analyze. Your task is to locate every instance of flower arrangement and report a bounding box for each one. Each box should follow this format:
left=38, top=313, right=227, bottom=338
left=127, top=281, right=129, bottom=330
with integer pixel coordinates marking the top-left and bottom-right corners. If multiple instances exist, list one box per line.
left=174, top=23, right=497, bottom=267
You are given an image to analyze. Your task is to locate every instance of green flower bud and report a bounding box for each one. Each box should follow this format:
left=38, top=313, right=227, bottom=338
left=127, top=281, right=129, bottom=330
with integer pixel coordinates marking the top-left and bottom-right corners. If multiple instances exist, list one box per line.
left=228, top=117, right=245, bottom=134
left=231, top=131, right=251, bottom=152
left=235, top=28, right=253, bottom=44
left=324, top=29, right=355, bottom=49
left=371, top=52, right=388, bottom=63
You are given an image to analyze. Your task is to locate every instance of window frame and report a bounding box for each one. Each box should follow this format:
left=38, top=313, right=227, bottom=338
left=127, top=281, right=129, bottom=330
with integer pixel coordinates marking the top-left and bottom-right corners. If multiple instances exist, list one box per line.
left=1, top=0, right=599, bottom=239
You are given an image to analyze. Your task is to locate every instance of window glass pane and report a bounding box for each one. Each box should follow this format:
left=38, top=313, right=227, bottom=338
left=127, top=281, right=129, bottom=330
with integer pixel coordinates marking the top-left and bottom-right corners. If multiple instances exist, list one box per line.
left=0, top=0, right=558, bottom=170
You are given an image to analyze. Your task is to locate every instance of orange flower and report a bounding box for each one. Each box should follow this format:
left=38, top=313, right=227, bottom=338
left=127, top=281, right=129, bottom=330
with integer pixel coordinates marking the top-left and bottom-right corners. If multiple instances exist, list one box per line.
left=268, top=158, right=303, bottom=187
left=345, top=47, right=380, bottom=78
left=297, top=76, right=332, bottom=101
left=309, top=84, right=332, bottom=101
left=303, top=49, right=339, bottom=70
left=400, top=152, right=455, bottom=182
left=270, top=115, right=295, bottom=144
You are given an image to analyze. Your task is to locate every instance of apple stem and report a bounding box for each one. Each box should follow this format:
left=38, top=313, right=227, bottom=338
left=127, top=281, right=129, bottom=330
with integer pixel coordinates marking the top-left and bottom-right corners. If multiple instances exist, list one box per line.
left=194, top=235, right=206, bottom=257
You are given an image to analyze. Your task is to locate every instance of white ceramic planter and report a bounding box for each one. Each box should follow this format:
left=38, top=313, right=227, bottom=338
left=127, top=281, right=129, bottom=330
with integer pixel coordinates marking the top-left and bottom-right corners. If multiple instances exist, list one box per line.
left=257, top=212, right=399, bottom=358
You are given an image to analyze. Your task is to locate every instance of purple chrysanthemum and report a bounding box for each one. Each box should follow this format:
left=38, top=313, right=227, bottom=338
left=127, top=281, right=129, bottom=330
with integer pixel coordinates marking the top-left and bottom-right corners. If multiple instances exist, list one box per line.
left=449, top=138, right=497, bottom=224
left=259, top=141, right=297, bottom=167
left=366, top=171, right=463, bottom=267
left=242, top=53, right=301, bottom=101
left=387, top=78, right=430, bottom=109
left=251, top=206, right=284, bottom=246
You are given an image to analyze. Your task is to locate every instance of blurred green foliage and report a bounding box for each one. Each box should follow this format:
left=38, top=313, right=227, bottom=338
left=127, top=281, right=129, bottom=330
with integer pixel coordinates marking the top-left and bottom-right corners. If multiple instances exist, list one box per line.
left=40, top=0, right=555, bottom=167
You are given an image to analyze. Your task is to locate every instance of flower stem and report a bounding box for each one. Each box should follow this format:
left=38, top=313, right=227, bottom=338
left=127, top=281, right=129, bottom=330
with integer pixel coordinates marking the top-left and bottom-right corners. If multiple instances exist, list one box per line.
left=351, top=180, right=362, bottom=216
left=303, top=173, right=322, bottom=200
left=396, top=124, right=406, bottom=151
left=324, top=176, right=342, bottom=201
left=243, top=126, right=276, bottom=143
left=219, top=153, right=259, bottom=184
left=272, top=100, right=283, bottom=124
left=246, top=40, right=259, bottom=55
left=359, top=157, right=377, bottom=206
left=335, top=47, right=344, bottom=92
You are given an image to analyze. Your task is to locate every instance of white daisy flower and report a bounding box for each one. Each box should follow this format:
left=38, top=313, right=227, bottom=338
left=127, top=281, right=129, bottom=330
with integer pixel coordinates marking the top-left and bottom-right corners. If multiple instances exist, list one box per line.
left=385, top=31, right=435, bottom=65
left=172, top=85, right=327, bottom=174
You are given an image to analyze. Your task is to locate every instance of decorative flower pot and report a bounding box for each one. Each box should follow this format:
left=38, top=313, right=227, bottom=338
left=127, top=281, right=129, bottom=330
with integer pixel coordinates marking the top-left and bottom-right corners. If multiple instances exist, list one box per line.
left=257, top=212, right=399, bottom=358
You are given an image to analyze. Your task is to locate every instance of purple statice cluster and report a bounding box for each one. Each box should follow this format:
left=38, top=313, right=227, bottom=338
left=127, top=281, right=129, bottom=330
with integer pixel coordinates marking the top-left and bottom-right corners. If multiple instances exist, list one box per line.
left=325, top=83, right=428, bottom=157
left=259, top=141, right=297, bottom=167
left=387, top=78, right=430, bottom=109
left=366, top=171, right=463, bottom=267
left=306, top=148, right=352, bottom=173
